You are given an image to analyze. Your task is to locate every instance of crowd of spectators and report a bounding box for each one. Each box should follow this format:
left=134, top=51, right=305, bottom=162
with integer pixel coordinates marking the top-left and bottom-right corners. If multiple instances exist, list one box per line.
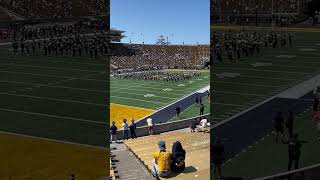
left=111, top=43, right=209, bottom=69
left=0, top=0, right=104, bottom=19
left=219, top=0, right=299, bottom=15
left=213, top=0, right=300, bottom=26
left=15, top=22, right=104, bottom=40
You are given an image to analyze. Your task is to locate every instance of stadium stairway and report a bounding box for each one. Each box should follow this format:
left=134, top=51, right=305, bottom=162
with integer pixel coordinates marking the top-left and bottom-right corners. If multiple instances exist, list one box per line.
left=124, top=128, right=210, bottom=180
left=110, top=142, right=154, bottom=180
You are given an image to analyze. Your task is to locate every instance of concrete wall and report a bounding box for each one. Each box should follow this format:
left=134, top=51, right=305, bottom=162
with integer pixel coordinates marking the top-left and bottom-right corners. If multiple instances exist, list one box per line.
left=115, top=113, right=210, bottom=140
left=135, top=91, right=209, bottom=127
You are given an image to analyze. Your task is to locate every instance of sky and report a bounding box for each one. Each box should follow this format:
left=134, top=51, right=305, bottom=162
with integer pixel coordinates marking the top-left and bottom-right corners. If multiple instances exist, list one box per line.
left=110, top=0, right=210, bottom=45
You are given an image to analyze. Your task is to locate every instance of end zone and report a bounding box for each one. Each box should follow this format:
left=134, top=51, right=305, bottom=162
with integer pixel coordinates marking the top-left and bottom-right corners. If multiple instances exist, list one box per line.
left=110, top=103, right=156, bottom=128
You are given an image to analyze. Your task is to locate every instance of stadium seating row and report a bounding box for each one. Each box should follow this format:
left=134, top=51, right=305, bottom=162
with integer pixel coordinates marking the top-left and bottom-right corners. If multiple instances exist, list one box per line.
left=125, top=130, right=210, bottom=180
left=111, top=43, right=209, bottom=69
left=0, top=0, right=104, bottom=19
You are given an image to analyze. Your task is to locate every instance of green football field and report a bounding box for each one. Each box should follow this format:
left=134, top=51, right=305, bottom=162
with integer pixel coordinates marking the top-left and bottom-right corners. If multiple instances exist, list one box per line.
left=0, top=45, right=108, bottom=147
left=213, top=30, right=320, bottom=121
left=222, top=109, right=320, bottom=179
left=110, top=70, right=210, bottom=112
left=213, top=29, right=320, bottom=179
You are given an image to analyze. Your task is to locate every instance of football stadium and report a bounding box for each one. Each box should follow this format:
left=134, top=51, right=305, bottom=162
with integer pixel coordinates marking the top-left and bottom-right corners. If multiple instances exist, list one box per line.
left=110, top=34, right=211, bottom=180
left=109, top=1, right=211, bottom=179
left=211, top=0, right=320, bottom=179
left=0, top=0, right=109, bottom=179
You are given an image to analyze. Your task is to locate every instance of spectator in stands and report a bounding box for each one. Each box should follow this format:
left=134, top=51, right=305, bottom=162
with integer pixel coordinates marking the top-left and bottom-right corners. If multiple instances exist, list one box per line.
left=313, top=86, right=320, bottom=111
left=273, top=112, right=285, bottom=143
left=70, top=174, right=75, bottom=180
left=286, top=111, right=294, bottom=139
left=176, top=106, right=181, bottom=118
left=190, top=118, right=199, bottom=133
left=147, top=116, right=154, bottom=135
left=171, top=141, right=186, bottom=172
left=197, top=116, right=208, bottom=132
left=213, top=138, right=224, bottom=179
left=153, top=141, right=172, bottom=178
left=110, top=121, right=117, bottom=143
left=129, top=118, right=137, bottom=139
left=122, top=119, right=129, bottom=140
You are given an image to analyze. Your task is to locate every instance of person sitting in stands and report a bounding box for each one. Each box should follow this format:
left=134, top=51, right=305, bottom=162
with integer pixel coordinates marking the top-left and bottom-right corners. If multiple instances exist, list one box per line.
left=171, top=141, right=186, bottom=172
left=190, top=118, right=198, bottom=133
left=197, top=117, right=208, bottom=132
left=153, top=141, right=172, bottom=178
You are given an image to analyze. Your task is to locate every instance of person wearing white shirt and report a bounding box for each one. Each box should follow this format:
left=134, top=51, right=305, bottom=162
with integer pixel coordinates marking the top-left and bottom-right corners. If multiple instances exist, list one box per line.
left=122, top=119, right=129, bottom=140
left=147, top=117, right=154, bottom=135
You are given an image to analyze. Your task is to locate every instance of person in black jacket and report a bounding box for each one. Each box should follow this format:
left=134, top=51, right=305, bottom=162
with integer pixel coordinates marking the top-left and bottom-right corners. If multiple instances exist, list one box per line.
left=171, top=141, right=186, bottom=172
left=129, top=118, right=137, bottom=139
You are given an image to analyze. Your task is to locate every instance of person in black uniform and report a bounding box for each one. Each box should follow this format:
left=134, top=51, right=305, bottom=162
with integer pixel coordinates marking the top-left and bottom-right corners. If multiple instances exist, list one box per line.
left=199, top=103, right=205, bottom=115
left=176, top=106, right=181, bottom=118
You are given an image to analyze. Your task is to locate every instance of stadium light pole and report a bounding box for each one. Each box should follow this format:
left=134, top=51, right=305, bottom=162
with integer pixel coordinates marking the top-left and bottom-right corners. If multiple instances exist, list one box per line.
left=130, top=32, right=133, bottom=44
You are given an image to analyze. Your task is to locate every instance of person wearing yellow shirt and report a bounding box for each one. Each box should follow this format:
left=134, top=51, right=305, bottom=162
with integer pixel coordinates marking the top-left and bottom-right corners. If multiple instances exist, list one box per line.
left=153, top=141, right=172, bottom=178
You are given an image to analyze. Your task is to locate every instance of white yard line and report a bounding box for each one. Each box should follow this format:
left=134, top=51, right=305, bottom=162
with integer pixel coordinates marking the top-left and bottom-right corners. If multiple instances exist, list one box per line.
left=112, top=83, right=207, bottom=93
left=0, top=70, right=106, bottom=82
left=0, top=59, right=33, bottom=67
left=5, top=57, right=106, bottom=66
left=111, top=91, right=176, bottom=100
left=0, top=107, right=106, bottom=124
left=0, top=80, right=107, bottom=93
left=233, top=62, right=316, bottom=69
left=215, top=67, right=310, bottom=75
left=214, top=73, right=296, bottom=81
left=249, top=57, right=320, bottom=64
left=111, top=95, right=167, bottom=105
left=111, top=78, right=209, bottom=87
left=0, top=130, right=106, bottom=149
left=214, top=81, right=281, bottom=88
left=213, top=90, right=263, bottom=96
left=5, top=64, right=105, bottom=73
left=112, top=88, right=193, bottom=96
left=0, top=92, right=105, bottom=106
left=213, top=102, right=248, bottom=107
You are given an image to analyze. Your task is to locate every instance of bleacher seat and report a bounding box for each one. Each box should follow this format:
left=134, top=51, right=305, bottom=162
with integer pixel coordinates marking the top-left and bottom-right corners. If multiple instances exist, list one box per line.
left=125, top=131, right=210, bottom=180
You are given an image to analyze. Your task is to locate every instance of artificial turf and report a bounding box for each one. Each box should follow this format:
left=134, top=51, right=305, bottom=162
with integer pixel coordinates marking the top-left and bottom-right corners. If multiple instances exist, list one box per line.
left=222, top=110, right=320, bottom=179
left=0, top=45, right=108, bottom=147
left=110, top=71, right=210, bottom=111
left=212, top=31, right=320, bottom=121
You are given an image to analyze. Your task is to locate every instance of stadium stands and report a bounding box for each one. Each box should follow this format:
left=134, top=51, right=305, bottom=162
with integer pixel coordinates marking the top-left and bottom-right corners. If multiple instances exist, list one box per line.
left=110, top=152, right=119, bottom=180
left=125, top=130, right=210, bottom=179
left=0, top=0, right=104, bottom=19
left=213, top=0, right=306, bottom=26
left=111, top=43, right=209, bottom=69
